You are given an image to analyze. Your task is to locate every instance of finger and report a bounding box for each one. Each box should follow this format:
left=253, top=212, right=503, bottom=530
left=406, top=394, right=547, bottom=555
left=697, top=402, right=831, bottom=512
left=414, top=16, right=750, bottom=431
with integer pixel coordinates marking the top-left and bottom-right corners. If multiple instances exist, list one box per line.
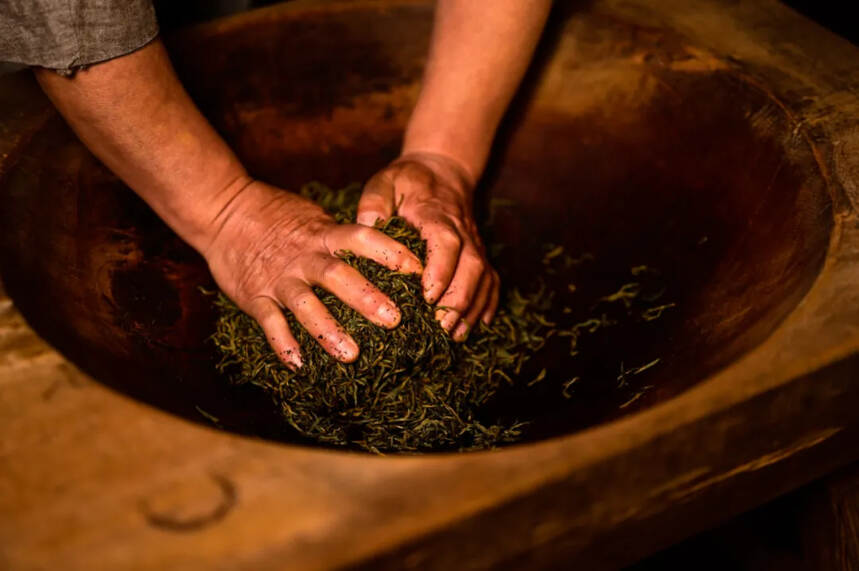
left=244, top=296, right=302, bottom=369
left=452, top=270, right=493, bottom=342
left=281, top=285, right=360, bottom=363
left=357, top=172, right=395, bottom=227
left=326, top=224, right=422, bottom=274
left=419, top=219, right=462, bottom=304
left=480, top=270, right=501, bottom=325
left=434, top=244, right=486, bottom=333
left=312, top=257, right=401, bottom=329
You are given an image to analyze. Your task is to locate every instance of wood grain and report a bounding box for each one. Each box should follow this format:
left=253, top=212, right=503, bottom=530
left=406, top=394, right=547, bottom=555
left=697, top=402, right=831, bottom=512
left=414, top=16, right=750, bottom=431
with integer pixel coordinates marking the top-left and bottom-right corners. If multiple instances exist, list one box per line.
left=1, top=1, right=859, bottom=569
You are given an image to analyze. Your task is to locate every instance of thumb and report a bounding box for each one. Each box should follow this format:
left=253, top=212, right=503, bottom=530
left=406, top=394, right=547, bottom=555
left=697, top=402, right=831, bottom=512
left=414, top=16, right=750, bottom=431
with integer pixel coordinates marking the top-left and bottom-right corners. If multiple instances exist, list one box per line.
left=357, top=172, right=395, bottom=226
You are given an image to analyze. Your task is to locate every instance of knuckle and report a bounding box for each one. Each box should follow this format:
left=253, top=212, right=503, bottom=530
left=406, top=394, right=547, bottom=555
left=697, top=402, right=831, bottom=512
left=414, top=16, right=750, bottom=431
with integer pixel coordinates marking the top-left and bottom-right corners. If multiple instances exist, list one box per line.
left=248, top=295, right=273, bottom=314
left=291, top=290, right=318, bottom=310
left=351, top=225, right=376, bottom=245
left=358, top=204, right=383, bottom=220
left=232, top=277, right=264, bottom=307
left=437, top=227, right=462, bottom=249
left=442, top=289, right=471, bottom=313
left=242, top=298, right=268, bottom=322
left=449, top=204, right=466, bottom=220
left=461, top=247, right=485, bottom=269
left=398, top=162, right=434, bottom=187
left=319, top=259, right=347, bottom=284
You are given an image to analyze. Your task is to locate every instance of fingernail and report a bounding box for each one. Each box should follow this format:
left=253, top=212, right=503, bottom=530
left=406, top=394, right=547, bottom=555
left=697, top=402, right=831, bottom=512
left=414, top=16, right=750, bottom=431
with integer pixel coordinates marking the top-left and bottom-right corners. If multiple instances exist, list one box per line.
left=424, top=283, right=440, bottom=304
left=435, top=308, right=460, bottom=332
left=376, top=302, right=401, bottom=327
left=403, top=256, right=423, bottom=275
left=453, top=320, right=470, bottom=342
left=357, top=212, right=378, bottom=226
left=280, top=349, right=302, bottom=371
left=338, top=338, right=359, bottom=362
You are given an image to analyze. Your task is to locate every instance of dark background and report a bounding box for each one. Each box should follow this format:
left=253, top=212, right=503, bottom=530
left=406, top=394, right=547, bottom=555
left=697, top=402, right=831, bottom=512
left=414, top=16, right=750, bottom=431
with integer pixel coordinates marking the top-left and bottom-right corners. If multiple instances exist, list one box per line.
left=154, top=1, right=858, bottom=47
left=782, top=1, right=857, bottom=45
left=2, top=0, right=855, bottom=75
left=154, top=0, right=285, bottom=29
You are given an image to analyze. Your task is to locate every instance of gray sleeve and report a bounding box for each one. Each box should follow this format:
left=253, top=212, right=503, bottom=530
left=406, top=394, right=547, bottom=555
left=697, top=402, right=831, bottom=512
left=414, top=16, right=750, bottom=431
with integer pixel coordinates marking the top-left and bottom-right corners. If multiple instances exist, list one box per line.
left=0, top=0, right=159, bottom=75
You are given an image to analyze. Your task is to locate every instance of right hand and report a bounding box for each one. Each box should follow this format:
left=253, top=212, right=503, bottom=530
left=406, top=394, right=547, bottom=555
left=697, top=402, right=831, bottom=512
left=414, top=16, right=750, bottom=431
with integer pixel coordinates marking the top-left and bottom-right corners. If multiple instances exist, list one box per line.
left=357, top=152, right=500, bottom=341
left=203, top=180, right=422, bottom=369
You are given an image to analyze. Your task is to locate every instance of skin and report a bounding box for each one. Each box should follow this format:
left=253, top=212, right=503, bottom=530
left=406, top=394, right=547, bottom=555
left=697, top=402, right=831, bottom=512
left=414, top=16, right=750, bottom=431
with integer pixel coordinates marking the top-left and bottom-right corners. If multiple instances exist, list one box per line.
left=35, top=0, right=551, bottom=366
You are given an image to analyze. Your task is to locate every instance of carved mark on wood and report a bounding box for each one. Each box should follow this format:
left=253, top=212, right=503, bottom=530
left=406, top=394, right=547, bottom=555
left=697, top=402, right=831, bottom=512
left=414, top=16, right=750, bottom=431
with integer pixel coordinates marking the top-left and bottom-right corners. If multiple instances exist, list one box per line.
left=139, top=473, right=237, bottom=532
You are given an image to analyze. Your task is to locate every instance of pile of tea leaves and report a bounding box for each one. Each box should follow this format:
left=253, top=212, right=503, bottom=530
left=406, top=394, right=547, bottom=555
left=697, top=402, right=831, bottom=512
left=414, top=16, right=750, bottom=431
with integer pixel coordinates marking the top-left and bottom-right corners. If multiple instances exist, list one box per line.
left=212, top=183, right=677, bottom=453
left=212, top=182, right=554, bottom=453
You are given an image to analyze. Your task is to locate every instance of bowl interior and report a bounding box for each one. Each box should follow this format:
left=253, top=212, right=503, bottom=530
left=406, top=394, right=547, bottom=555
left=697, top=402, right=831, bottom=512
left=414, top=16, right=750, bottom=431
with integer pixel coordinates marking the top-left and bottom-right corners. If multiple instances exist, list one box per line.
left=0, top=3, right=832, bottom=449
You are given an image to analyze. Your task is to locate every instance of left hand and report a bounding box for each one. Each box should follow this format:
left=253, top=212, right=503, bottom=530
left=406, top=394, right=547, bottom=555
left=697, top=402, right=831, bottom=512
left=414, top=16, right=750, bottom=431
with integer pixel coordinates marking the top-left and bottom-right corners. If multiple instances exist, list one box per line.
left=357, top=152, right=500, bottom=341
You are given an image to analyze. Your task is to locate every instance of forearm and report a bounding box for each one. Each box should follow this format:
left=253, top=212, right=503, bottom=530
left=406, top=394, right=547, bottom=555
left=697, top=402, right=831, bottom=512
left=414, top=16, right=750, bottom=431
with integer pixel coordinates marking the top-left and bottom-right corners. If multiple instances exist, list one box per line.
left=403, top=0, right=552, bottom=182
left=35, top=39, right=248, bottom=255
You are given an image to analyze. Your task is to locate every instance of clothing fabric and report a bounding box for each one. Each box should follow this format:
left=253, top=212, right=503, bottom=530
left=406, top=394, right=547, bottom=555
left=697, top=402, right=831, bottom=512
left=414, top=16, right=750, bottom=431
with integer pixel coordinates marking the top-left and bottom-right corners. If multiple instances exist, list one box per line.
left=0, top=0, right=158, bottom=75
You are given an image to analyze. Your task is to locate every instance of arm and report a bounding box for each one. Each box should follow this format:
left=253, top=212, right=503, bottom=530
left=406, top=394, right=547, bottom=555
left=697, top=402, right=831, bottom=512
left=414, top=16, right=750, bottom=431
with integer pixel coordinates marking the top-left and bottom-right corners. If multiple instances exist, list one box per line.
left=36, top=40, right=421, bottom=366
left=358, top=0, right=552, bottom=340
left=404, top=0, right=553, bottom=181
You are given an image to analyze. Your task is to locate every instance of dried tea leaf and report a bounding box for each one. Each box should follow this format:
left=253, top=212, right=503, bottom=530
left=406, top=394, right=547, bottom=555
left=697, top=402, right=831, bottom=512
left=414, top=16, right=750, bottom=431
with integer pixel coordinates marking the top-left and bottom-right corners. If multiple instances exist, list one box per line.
left=212, top=183, right=552, bottom=453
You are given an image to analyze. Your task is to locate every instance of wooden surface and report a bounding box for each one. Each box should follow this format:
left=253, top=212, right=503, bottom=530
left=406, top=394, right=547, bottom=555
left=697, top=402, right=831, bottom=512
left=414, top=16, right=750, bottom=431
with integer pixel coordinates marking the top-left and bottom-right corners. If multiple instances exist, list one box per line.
left=628, top=462, right=859, bottom=570
left=800, top=465, right=859, bottom=570
left=2, top=1, right=859, bottom=569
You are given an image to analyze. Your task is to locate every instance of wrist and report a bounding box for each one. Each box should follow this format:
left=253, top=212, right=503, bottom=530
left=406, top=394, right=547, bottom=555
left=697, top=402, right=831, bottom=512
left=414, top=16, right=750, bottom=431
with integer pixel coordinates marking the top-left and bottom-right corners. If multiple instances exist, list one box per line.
left=395, top=150, right=476, bottom=197
left=156, top=168, right=254, bottom=258
left=401, top=123, right=491, bottom=186
left=196, top=173, right=255, bottom=249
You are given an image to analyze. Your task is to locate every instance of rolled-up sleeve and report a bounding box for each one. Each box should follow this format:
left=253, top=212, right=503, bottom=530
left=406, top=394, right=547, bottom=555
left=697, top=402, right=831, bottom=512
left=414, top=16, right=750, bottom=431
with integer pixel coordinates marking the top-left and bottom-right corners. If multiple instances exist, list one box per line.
left=0, top=0, right=158, bottom=74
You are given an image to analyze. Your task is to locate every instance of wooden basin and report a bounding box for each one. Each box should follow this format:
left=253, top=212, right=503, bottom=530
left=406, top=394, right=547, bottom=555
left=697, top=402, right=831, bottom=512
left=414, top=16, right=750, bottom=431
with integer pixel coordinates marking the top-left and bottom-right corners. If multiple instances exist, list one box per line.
left=1, top=0, right=858, bottom=568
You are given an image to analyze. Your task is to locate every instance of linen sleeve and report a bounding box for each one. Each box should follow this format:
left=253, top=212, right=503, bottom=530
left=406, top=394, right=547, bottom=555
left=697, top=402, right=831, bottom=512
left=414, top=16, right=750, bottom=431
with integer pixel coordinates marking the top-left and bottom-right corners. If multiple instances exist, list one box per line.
left=0, top=0, right=159, bottom=75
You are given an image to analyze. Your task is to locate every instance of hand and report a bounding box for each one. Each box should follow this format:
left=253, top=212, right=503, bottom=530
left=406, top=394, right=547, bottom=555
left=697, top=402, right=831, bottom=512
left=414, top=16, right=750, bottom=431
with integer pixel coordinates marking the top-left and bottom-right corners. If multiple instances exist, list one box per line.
left=357, top=152, right=500, bottom=341
left=204, top=180, right=422, bottom=368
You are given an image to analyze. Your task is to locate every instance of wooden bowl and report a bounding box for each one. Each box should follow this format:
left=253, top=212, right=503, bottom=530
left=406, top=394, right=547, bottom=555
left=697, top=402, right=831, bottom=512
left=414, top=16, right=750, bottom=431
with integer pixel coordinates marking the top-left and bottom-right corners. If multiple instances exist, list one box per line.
left=1, top=0, right=858, bottom=568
